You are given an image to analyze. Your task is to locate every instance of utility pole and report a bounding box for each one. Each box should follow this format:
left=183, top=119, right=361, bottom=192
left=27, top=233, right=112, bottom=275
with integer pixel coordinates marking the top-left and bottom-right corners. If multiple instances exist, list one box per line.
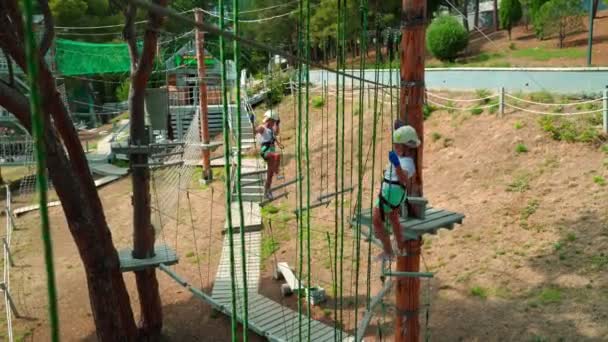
left=196, top=9, right=212, bottom=182
left=398, top=0, right=426, bottom=340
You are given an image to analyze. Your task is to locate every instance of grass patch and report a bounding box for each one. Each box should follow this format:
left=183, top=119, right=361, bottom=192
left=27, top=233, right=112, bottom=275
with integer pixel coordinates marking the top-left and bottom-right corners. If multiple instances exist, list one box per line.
left=601, top=144, right=608, bottom=154
left=445, top=100, right=456, bottom=114
left=111, top=158, right=129, bottom=168
left=529, top=91, right=554, bottom=104
left=509, top=42, right=517, bottom=50
left=487, top=98, right=499, bottom=114
left=431, top=132, right=442, bottom=142
left=514, top=120, right=524, bottom=129
left=537, top=288, right=563, bottom=304
left=110, top=111, right=129, bottom=124
left=590, top=253, right=608, bottom=269
left=312, top=96, right=325, bottom=108
left=470, top=286, right=488, bottom=299
left=538, top=116, right=602, bottom=144
left=512, top=47, right=585, bottom=61
left=593, top=175, right=606, bottom=186
left=521, top=199, right=540, bottom=220
left=475, top=89, right=492, bottom=104
left=470, top=107, right=483, bottom=115
left=566, top=232, right=577, bottom=242
left=515, top=143, right=529, bottom=154
left=507, top=173, right=531, bottom=192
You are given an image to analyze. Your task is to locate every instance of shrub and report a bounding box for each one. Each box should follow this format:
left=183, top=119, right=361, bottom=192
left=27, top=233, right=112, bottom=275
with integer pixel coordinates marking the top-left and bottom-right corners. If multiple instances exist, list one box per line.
left=115, top=79, right=130, bottom=102
left=515, top=143, right=529, bottom=153
left=470, top=107, right=484, bottom=115
left=266, top=72, right=291, bottom=106
left=426, top=15, right=469, bottom=62
left=500, top=0, right=523, bottom=40
left=423, top=104, right=437, bottom=120
left=312, top=96, right=325, bottom=108
left=431, top=132, right=442, bottom=142
left=514, top=120, right=524, bottom=129
left=475, top=89, right=492, bottom=104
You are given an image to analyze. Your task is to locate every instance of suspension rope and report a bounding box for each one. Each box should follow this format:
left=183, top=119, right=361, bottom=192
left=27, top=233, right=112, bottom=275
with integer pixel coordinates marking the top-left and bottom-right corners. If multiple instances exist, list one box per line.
left=296, top=0, right=305, bottom=339
left=232, top=0, right=250, bottom=336
left=23, top=1, right=59, bottom=340
left=218, top=0, right=238, bottom=339
left=305, top=0, right=313, bottom=337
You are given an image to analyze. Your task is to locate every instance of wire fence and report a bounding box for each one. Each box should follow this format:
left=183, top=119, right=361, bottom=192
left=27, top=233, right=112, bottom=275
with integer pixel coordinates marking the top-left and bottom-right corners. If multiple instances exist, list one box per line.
left=2, top=186, right=18, bottom=342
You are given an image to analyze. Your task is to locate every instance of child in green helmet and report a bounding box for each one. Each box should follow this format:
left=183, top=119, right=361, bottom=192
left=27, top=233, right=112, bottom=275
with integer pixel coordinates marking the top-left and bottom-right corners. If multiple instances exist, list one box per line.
left=372, top=125, right=420, bottom=260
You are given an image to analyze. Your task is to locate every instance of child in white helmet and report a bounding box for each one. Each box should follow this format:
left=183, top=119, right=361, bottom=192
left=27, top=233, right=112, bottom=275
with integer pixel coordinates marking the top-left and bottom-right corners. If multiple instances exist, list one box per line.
left=255, top=109, right=282, bottom=199
left=372, top=125, right=420, bottom=260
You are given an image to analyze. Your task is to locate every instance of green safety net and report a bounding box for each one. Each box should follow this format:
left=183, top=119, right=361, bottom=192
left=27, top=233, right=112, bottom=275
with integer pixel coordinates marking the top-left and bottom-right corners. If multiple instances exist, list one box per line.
left=55, top=39, right=142, bottom=76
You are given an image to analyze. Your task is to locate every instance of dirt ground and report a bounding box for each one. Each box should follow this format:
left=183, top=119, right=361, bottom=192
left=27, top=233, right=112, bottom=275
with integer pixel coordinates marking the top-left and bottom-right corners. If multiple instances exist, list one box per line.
left=2, top=87, right=608, bottom=341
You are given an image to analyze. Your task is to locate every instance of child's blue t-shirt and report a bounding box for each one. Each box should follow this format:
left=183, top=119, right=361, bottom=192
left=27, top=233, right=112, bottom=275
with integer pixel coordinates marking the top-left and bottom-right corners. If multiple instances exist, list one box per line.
left=381, top=156, right=415, bottom=191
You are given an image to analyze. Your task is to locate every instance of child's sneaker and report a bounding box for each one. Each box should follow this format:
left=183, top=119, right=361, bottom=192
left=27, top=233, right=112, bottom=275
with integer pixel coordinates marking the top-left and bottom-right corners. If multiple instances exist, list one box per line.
left=392, top=239, right=407, bottom=257
left=264, top=191, right=274, bottom=200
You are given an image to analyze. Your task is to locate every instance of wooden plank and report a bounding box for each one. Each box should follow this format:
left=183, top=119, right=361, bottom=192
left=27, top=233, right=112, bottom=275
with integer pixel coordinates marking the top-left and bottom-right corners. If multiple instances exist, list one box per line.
left=401, top=209, right=454, bottom=228
left=409, top=213, right=464, bottom=232
left=118, top=244, right=178, bottom=272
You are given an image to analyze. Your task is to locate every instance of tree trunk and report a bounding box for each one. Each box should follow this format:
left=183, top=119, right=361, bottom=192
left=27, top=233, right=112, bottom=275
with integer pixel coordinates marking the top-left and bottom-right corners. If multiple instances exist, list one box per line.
left=123, top=1, right=168, bottom=338
left=463, top=0, right=470, bottom=31
left=0, top=49, right=138, bottom=342
left=474, top=0, right=480, bottom=27
left=493, top=0, right=499, bottom=31
left=593, top=0, right=599, bottom=19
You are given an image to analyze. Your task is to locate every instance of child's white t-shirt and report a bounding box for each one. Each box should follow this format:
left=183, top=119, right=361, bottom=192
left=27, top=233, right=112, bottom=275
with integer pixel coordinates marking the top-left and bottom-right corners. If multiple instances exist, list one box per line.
left=381, top=156, right=415, bottom=191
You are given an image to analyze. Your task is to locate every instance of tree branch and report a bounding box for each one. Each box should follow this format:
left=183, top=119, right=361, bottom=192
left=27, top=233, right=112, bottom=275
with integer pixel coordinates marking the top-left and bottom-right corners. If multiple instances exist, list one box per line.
left=38, top=0, right=55, bottom=56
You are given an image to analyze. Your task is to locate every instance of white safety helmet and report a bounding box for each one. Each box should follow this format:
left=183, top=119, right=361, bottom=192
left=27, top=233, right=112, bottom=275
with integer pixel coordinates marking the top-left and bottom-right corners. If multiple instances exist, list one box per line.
left=263, top=109, right=279, bottom=123
left=393, top=125, right=420, bottom=147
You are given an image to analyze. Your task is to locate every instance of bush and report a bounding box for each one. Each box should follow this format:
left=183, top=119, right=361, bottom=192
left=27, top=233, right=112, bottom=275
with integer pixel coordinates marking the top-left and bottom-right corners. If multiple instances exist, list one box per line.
left=534, top=0, right=584, bottom=48
left=312, top=96, right=325, bottom=108
left=115, top=79, right=130, bottom=102
left=266, top=72, right=291, bottom=106
left=470, top=107, right=484, bottom=115
left=500, top=0, right=523, bottom=39
left=423, top=104, right=437, bottom=120
left=426, top=15, right=469, bottom=62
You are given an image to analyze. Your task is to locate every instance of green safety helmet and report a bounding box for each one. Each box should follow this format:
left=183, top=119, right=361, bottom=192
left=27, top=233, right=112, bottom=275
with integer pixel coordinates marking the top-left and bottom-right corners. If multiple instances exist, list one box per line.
left=393, top=125, right=420, bottom=147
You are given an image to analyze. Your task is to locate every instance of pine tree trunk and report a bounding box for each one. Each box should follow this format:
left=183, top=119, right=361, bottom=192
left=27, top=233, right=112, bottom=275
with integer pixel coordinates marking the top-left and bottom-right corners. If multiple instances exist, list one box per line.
left=474, top=0, right=480, bottom=27
left=463, top=0, right=470, bottom=31
left=493, top=0, right=499, bottom=31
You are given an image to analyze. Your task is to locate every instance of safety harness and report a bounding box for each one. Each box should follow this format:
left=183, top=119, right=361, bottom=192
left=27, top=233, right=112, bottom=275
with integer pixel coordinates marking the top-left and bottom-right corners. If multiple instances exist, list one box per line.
left=377, top=178, right=407, bottom=222
left=260, top=127, right=276, bottom=160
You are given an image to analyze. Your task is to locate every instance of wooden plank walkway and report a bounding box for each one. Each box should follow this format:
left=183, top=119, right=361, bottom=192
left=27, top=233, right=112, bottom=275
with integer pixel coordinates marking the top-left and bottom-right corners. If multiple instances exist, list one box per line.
left=210, top=153, right=351, bottom=340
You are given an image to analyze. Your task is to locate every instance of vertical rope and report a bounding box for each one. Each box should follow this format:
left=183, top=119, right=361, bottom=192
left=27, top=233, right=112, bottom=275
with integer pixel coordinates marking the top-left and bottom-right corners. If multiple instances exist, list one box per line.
left=333, top=1, right=342, bottom=339
left=338, top=0, right=347, bottom=337
left=296, top=0, right=305, bottom=339
left=22, top=1, right=59, bottom=340
left=232, top=0, right=249, bottom=337
left=218, top=0, right=238, bottom=339
left=354, top=0, right=368, bottom=337
left=305, top=0, right=313, bottom=337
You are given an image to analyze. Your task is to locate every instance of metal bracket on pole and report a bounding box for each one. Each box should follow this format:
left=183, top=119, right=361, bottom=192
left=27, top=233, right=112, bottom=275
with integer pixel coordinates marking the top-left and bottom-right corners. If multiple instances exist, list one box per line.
left=382, top=270, right=434, bottom=278
left=400, top=80, right=425, bottom=88
left=2, top=238, right=15, bottom=267
left=400, top=11, right=427, bottom=29
left=0, top=282, right=20, bottom=318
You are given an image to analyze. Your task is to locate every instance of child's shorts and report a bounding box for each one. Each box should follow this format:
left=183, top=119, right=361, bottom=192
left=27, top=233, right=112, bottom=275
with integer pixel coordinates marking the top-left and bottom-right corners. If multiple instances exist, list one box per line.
left=260, top=145, right=276, bottom=160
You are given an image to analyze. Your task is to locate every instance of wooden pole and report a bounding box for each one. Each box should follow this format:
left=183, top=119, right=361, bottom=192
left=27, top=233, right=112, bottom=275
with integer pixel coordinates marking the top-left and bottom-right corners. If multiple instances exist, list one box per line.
left=587, top=0, right=594, bottom=66
left=398, top=0, right=426, bottom=340
left=195, top=9, right=212, bottom=182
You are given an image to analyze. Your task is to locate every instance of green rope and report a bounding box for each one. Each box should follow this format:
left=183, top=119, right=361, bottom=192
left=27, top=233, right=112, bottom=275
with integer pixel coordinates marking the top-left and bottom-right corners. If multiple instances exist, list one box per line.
left=218, top=0, right=238, bottom=339
left=296, top=0, right=304, bottom=339
left=22, top=2, right=59, bottom=340
left=332, top=2, right=342, bottom=340
left=367, top=25, right=382, bottom=311
left=232, top=0, right=249, bottom=338
left=354, top=0, right=368, bottom=337
left=305, top=0, right=312, bottom=337
left=338, top=0, right=347, bottom=338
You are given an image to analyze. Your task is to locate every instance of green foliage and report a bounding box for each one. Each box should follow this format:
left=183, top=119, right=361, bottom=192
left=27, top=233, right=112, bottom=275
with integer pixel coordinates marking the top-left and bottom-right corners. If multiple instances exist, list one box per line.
left=515, top=143, right=529, bottom=153
left=593, top=175, right=606, bottom=186
left=261, top=236, right=280, bottom=263
left=115, top=79, right=130, bottom=102
left=470, top=107, right=484, bottom=115
left=538, top=116, right=602, bottom=143
left=50, top=0, right=88, bottom=25
left=514, top=120, right=525, bottom=129
left=507, top=173, right=531, bottom=192
left=423, top=104, right=437, bottom=120
left=534, top=0, right=584, bottom=47
left=475, top=89, right=492, bottom=104
left=470, top=286, right=488, bottom=299
left=537, top=288, right=562, bottom=304
left=312, top=96, right=325, bottom=108
left=509, top=42, right=517, bottom=50
left=512, top=47, right=585, bottom=60
left=521, top=199, right=540, bottom=220
left=426, top=15, right=469, bottom=62
left=431, top=132, right=442, bottom=142
left=500, top=0, right=523, bottom=38
left=529, top=91, right=554, bottom=103
left=265, top=71, right=291, bottom=106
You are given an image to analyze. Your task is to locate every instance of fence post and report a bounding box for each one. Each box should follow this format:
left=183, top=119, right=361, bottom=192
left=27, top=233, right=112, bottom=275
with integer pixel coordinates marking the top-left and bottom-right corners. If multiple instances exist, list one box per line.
left=499, top=87, right=505, bottom=118
left=603, top=88, right=607, bottom=134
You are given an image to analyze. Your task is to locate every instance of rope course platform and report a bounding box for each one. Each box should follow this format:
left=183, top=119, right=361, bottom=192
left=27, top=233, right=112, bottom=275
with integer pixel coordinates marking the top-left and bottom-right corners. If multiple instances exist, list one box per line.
left=352, top=206, right=465, bottom=242
left=118, top=244, right=178, bottom=272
